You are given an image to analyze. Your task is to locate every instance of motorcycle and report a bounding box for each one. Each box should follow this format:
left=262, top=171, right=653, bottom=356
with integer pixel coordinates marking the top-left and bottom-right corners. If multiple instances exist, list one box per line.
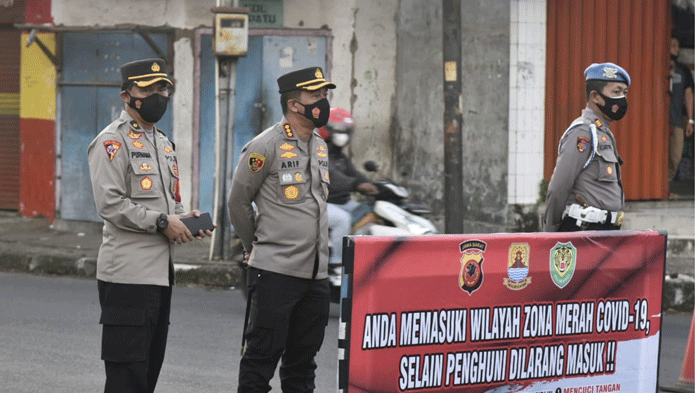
left=233, top=161, right=438, bottom=302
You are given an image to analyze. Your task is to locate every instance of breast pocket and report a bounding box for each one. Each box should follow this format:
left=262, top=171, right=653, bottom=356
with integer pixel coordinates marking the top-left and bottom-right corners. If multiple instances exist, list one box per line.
left=278, top=170, right=307, bottom=204
left=597, top=150, right=618, bottom=182
left=130, top=159, right=160, bottom=198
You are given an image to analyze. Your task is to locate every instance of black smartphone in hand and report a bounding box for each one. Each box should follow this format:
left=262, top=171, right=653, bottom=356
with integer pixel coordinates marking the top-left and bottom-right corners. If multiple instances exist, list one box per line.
left=180, top=212, right=214, bottom=234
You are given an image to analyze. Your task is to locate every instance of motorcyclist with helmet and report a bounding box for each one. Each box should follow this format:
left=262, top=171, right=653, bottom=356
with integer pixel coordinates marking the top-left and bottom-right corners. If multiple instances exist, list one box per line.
left=319, top=108, right=379, bottom=265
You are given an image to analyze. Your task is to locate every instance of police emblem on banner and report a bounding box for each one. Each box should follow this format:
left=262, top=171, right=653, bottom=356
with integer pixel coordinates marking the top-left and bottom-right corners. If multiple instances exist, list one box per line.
left=550, top=242, right=577, bottom=288
left=458, top=240, right=486, bottom=295
left=504, top=243, right=531, bottom=290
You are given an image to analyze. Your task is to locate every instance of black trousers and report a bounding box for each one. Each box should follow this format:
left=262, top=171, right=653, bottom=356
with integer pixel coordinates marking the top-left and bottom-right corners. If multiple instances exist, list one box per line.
left=98, top=280, right=172, bottom=393
left=559, top=216, right=621, bottom=232
left=239, top=267, right=330, bottom=393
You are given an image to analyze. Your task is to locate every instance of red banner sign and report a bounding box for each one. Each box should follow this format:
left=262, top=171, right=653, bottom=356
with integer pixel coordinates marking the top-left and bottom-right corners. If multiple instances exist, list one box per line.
left=338, top=231, right=666, bottom=393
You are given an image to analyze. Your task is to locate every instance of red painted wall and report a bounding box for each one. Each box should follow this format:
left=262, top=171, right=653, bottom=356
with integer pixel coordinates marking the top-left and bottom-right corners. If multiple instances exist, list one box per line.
left=19, top=117, right=55, bottom=221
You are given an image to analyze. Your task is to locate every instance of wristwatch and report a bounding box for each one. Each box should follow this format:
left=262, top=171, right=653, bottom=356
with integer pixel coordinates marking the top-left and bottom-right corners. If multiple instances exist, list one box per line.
left=156, top=213, right=169, bottom=232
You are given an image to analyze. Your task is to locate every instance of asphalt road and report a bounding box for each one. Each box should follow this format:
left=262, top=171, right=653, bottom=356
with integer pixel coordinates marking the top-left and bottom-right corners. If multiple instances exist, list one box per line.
left=0, top=272, right=691, bottom=392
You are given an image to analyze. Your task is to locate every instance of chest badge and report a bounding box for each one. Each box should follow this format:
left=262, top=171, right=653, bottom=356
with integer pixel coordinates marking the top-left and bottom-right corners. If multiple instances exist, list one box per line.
left=139, top=163, right=152, bottom=172
left=607, top=165, right=613, bottom=175
left=316, top=145, right=328, bottom=158
left=280, top=151, right=298, bottom=159
left=163, top=145, right=173, bottom=153
left=248, top=153, right=265, bottom=173
left=295, top=172, right=304, bottom=182
left=172, top=163, right=179, bottom=177
left=140, top=177, right=153, bottom=190
left=132, top=140, right=145, bottom=149
left=601, top=135, right=608, bottom=142
left=128, top=129, right=142, bottom=140
left=279, top=142, right=295, bottom=151
left=284, top=185, right=299, bottom=200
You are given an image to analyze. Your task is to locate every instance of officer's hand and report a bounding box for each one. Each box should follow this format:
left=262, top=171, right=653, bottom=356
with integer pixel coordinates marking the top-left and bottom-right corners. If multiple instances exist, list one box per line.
left=686, top=122, right=694, bottom=138
left=243, top=250, right=251, bottom=264
left=357, top=182, right=379, bottom=196
left=184, top=210, right=217, bottom=239
left=164, top=215, right=194, bottom=244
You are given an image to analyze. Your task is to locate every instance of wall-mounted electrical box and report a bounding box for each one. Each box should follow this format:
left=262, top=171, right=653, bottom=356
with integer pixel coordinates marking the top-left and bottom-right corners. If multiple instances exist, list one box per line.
left=211, top=7, right=250, bottom=57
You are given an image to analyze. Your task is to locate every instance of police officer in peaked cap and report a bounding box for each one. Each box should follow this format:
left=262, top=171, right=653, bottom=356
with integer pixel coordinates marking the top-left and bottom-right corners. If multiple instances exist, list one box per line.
left=87, top=58, right=214, bottom=392
left=544, top=62, right=630, bottom=232
left=228, top=66, right=335, bottom=392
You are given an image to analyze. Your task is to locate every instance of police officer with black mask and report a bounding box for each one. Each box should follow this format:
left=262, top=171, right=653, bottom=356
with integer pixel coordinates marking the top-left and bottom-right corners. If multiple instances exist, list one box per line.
left=544, top=62, right=630, bottom=232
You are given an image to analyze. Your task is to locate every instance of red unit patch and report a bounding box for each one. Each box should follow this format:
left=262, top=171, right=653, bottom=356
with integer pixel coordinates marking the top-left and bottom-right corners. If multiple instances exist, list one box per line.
left=103, top=140, right=122, bottom=161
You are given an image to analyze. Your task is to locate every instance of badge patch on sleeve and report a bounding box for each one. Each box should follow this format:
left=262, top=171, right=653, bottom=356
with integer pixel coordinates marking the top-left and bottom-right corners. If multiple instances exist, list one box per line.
left=140, top=177, right=153, bottom=190
left=248, top=153, right=265, bottom=173
left=172, top=163, right=179, bottom=177
left=284, top=185, right=299, bottom=200
left=103, top=140, right=122, bottom=161
left=577, top=136, right=590, bottom=153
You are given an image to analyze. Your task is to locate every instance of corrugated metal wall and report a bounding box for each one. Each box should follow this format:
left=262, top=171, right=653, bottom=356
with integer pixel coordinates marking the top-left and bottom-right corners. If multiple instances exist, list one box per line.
left=0, top=29, right=21, bottom=210
left=545, top=0, right=671, bottom=200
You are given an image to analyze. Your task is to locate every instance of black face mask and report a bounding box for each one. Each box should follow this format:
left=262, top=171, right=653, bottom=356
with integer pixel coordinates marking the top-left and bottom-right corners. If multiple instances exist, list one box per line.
left=596, top=91, right=628, bottom=121
left=128, top=93, right=169, bottom=124
left=297, top=98, right=330, bottom=128
left=671, top=54, right=679, bottom=61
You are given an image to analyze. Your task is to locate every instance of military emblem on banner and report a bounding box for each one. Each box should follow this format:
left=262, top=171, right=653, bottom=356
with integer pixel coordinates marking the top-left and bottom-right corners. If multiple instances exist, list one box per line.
left=458, top=240, right=486, bottom=295
left=504, top=243, right=532, bottom=290
left=550, top=242, right=576, bottom=288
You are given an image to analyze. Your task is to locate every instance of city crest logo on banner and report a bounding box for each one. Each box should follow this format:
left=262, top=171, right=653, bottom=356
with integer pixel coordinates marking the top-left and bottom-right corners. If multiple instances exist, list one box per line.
left=504, top=243, right=532, bottom=290
left=458, top=240, right=486, bottom=295
left=550, top=242, right=577, bottom=288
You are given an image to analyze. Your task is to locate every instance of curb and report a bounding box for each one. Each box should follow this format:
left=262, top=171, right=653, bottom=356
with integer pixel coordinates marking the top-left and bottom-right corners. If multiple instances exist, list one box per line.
left=0, top=248, right=693, bottom=310
left=0, top=250, right=243, bottom=288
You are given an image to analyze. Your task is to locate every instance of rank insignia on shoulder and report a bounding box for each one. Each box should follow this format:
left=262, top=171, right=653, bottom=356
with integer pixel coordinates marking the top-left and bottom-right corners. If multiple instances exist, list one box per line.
left=283, top=123, right=295, bottom=138
left=284, top=185, right=299, bottom=200
left=279, top=142, right=295, bottom=151
left=577, top=136, right=590, bottom=153
left=164, top=146, right=173, bottom=153
left=140, top=177, right=153, bottom=190
left=594, top=118, right=603, bottom=129
left=132, top=140, right=144, bottom=149
left=139, top=163, right=152, bottom=172
left=103, top=140, right=122, bottom=161
left=130, top=121, right=141, bottom=130
left=248, top=153, right=265, bottom=173
left=128, top=129, right=142, bottom=139
left=280, top=151, right=298, bottom=159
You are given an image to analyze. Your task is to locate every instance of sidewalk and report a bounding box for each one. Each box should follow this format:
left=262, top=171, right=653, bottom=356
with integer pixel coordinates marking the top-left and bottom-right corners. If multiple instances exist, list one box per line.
left=0, top=203, right=693, bottom=310
left=0, top=211, right=241, bottom=288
